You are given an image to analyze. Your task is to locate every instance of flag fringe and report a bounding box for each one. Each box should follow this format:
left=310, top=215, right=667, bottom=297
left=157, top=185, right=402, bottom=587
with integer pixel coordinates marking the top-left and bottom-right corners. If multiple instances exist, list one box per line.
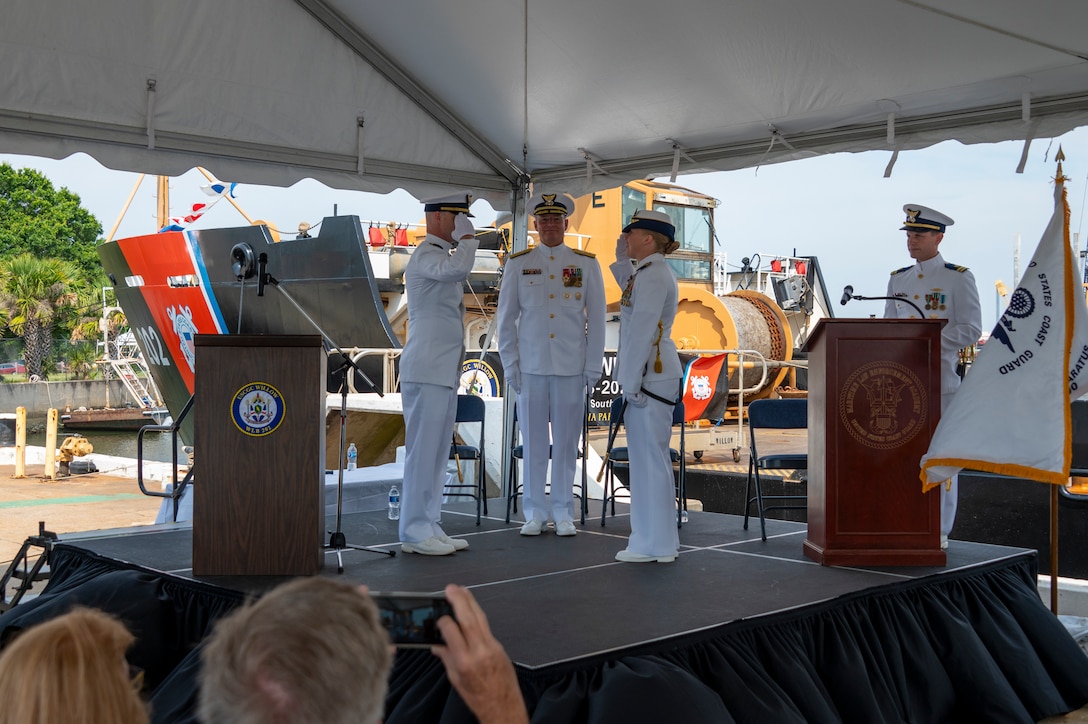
left=921, top=457, right=1068, bottom=489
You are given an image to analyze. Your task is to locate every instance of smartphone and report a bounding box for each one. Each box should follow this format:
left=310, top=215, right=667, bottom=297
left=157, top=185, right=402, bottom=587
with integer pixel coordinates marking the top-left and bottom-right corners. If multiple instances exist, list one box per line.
left=370, top=591, right=454, bottom=648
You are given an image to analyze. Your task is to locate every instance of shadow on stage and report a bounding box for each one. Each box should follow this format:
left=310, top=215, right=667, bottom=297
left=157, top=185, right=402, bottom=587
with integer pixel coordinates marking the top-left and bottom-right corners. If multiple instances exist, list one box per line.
left=2, top=503, right=1088, bottom=723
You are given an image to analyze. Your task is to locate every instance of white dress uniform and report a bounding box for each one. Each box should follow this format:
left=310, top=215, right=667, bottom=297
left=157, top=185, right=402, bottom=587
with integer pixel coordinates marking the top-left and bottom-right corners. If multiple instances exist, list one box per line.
left=496, top=242, right=606, bottom=525
left=885, top=251, right=982, bottom=536
left=399, top=232, right=480, bottom=544
left=610, top=249, right=684, bottom=558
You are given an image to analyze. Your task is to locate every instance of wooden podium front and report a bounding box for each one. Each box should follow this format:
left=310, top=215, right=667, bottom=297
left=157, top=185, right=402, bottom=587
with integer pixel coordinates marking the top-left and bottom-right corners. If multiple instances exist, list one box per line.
left=804, top=319, right=945, bottom=566
left=193, top=335, right=326, bottom=576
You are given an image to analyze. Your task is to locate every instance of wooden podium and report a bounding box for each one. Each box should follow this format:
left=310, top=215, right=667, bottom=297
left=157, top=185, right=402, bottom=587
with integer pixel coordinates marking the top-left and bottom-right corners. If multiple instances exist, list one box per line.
left=193, top=335, right=326, bottom=576
left=803, top=319, right=945, bottom=566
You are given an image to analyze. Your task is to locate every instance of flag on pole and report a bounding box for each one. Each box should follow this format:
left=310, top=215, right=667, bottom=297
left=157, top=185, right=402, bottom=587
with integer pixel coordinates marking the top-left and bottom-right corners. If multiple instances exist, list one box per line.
left=159, top=180, right=238, bottom=232
left=681, top=353, right=730, bottom=421
left=921, top=155, right=1088, bottom=488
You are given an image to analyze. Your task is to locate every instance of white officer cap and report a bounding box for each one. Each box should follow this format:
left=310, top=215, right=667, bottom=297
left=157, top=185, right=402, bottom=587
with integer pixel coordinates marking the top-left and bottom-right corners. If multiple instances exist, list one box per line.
left=530, top=192, right=575, bottom=217
left=623, top=209, right=679, bottom=253
left=422, top=192, right=474, bottom=217
left=901, top=204, right=954, bottom=233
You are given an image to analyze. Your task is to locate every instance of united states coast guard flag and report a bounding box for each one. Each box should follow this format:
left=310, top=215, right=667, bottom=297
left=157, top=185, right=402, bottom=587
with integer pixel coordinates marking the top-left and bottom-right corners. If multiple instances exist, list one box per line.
left=921, top=155, right=1088, bottom=488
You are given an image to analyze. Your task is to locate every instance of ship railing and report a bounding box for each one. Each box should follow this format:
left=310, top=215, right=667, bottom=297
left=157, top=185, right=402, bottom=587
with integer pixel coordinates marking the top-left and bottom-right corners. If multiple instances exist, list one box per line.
left=679, top=348, right=772, bottom=453
left=713, top=252, right=729, bottom=296
left=724, top=253, right=812, bottom=299
left=343, top=348, right=401, bottom=395
left=135, top=395, right=195, bottom=523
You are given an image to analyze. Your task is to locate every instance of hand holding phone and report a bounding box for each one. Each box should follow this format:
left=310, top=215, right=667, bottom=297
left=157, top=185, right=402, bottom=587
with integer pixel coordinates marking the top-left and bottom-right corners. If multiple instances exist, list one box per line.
left=370, top=591, right=454, bottom=648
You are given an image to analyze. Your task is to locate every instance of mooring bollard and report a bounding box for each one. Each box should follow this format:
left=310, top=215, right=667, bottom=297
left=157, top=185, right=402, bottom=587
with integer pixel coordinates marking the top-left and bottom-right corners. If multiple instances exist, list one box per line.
left=44, top=408, right=58, bottom=481
left=13, top=406, right=27, bottom=479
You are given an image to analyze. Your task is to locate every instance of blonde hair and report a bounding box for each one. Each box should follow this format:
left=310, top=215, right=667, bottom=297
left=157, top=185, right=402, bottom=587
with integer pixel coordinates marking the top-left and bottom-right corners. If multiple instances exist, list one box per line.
left=0, top=607, right=148, bottom=724
left=198, top=577, right=391, bottom=724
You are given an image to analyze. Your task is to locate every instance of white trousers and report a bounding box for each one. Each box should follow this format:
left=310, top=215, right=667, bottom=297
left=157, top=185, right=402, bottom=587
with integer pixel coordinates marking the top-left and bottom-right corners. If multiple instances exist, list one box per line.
left=517, top=373, right=583, bottom=524
left=940, top=389, right=957, bottom=537
left=623, top=379, right=680, bottom=557
left=400, top=382, right=458, bottom=543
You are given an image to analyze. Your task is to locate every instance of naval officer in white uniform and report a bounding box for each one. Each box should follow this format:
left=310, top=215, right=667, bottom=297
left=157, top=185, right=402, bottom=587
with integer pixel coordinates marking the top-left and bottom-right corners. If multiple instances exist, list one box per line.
left=884, top=204, right=982, bottom=547
left=610, top=209, right=684, bottom=563
left=399, top=193, right=480, bottom=556
left=497, top=193, right=606, bottom=536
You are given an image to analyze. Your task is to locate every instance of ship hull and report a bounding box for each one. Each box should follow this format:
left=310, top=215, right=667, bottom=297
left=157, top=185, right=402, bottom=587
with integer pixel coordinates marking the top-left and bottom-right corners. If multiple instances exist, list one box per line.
left=98, top=216, right=403, bottom=444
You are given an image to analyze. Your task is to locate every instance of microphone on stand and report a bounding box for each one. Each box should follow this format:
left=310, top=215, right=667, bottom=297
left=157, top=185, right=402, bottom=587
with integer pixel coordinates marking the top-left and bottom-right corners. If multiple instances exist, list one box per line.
left=841, top=284, right=926, bottom=317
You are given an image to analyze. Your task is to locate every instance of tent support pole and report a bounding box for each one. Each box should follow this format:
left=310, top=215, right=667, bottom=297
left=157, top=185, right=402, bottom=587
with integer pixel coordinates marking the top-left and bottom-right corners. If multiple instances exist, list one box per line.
left=1051, top=484, right=1059, bottom=614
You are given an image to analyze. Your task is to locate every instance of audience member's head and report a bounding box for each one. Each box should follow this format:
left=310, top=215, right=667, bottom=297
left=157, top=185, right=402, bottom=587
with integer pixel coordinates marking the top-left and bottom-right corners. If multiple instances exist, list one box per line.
left=0, top=607, right=148, bottom=724
left=197, top=577, right=391, bottom=724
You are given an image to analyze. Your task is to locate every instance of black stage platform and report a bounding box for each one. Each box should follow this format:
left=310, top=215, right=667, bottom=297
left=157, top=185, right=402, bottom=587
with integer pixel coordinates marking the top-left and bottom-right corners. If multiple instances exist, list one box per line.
left=3, top=503, right=1088, bottom=723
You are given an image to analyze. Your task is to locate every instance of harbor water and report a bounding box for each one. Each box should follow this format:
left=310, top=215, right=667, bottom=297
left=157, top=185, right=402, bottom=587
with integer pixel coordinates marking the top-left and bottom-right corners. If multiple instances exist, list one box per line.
left=25, top=428, right=187, bottom=463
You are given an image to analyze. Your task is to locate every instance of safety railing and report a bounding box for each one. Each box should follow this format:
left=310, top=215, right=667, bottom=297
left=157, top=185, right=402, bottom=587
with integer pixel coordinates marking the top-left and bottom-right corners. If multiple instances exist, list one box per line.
left=136, top=395, right=194, bottom=523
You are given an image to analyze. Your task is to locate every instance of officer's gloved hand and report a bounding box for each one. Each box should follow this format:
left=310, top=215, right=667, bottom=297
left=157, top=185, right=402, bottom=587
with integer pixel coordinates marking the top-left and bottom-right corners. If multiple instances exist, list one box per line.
left=624, top=391, right=648, bottom=408
left=615, top=233, right=629, bottom=259
left=453, top=213, right=476, bottom=242
left=583, top=371, right=600, bottom=392
left=506, top=367, right=521, bottom=394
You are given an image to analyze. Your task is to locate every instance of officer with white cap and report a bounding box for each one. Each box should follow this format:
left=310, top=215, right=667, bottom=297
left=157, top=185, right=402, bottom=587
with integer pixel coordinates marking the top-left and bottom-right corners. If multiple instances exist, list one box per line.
left=610, top=209, right=684, bottom=563
left=496, top=193, right=606, bottom=536
left=399, top=192, right=479, bottom=556
left=885, top=203, right=982, bottom=547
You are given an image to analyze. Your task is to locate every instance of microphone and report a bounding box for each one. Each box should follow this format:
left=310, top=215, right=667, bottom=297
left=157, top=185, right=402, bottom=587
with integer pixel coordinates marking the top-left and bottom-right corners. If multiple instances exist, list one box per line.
left=842, top=287, right=926, bottom=317
left=257, top=252, right=268, bottom=297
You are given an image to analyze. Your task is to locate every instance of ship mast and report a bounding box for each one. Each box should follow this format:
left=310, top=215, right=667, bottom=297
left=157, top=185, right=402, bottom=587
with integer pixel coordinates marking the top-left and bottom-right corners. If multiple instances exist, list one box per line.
left=157, top=176, right=170, bottom=230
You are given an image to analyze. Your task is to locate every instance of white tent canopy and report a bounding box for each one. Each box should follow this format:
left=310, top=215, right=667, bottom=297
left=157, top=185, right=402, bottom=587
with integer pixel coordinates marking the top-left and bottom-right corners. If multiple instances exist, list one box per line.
left=3, top=0, right=1088, bottom=208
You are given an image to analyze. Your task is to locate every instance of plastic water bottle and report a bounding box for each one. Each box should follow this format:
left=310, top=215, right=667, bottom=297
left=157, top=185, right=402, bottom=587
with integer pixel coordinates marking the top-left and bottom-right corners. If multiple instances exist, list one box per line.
left=388, top=485, right=401, bottom=520
left=346, top=442, right=358, bottom=471
left=681, top=509, right=689, bottom=524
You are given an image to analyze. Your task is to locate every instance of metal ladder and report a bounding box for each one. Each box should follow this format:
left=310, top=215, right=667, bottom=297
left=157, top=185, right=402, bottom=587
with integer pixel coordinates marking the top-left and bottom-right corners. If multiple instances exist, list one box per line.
left=101, top=355, right=164, bottom=410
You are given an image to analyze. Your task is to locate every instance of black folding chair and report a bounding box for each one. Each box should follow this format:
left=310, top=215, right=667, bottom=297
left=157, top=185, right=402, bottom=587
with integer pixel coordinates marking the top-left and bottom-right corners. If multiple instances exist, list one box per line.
left=600, top=396, right=687, bottom=528
left=445, top=394, right=487, bottom=524
left=504, top=392, right=590, bottom=525
left=743, top=397, right=808, bottom=541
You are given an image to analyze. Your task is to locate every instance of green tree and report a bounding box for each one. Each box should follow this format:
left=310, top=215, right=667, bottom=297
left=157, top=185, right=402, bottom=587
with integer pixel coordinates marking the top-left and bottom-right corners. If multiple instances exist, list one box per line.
left=0, top=254, right=80, bottom=379
left=0, top=164, right=103, bottom=279
left=66, top=341, right=100, bottom=380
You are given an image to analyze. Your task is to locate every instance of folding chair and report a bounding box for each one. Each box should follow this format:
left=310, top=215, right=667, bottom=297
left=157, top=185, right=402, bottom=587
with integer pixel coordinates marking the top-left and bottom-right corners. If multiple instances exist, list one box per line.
left=504, top=392, right=590, bottom=525
left=445, top=394, right=487, bottom=524
left=743, top=397, right=808, bottom=541
left=600, top=396, right=687, bottom=528
left=1061, top=399, right=1088, bottom=505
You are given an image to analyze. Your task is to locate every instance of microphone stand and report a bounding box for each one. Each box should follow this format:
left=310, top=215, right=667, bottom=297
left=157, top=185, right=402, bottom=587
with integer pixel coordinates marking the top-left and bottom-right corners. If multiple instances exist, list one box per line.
left=843, top=292, right=926, bottom=318
left=257, top=254, right=395, bottom=571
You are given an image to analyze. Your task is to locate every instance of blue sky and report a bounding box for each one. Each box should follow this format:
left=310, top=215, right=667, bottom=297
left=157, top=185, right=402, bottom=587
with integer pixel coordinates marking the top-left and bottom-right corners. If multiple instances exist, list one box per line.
left=4, top=124, right=1088, bottom=332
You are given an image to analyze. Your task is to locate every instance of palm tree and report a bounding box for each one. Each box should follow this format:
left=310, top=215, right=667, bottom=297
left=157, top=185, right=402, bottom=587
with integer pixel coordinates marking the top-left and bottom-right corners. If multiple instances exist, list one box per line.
left=0, top=254, right=79, bottom=379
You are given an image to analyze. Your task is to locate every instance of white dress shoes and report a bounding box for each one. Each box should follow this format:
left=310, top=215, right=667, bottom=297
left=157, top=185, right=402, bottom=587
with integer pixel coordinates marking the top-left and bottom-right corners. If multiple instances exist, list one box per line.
left=401, top=536, right=456, bottom=556
left=438, top=534, right=469, bottom=551
left=520, top=519, right=547, bottom=536
left=555, top=521, right=577, bottom=537
left=615, top=549, right=677, bottom=563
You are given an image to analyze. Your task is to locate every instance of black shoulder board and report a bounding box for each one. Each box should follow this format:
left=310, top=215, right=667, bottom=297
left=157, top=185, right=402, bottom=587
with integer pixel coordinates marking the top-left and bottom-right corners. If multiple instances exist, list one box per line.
left=890, top=265, right=913, bottom=276
left=944, top=262, right=969, bottom=273
left=510, top=248, right=532, bottom=259
left=572, top=248, right=596, bottom=258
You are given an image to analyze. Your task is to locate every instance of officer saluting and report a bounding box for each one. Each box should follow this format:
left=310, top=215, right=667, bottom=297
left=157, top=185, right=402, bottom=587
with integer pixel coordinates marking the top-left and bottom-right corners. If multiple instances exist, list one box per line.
left=497, top=193, right=606, bottom=536
left=610, top=209, right=684, bottom=563
left=885, top=204, right=982, bottom=547
left=398, top=192, right=479, bottom=556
